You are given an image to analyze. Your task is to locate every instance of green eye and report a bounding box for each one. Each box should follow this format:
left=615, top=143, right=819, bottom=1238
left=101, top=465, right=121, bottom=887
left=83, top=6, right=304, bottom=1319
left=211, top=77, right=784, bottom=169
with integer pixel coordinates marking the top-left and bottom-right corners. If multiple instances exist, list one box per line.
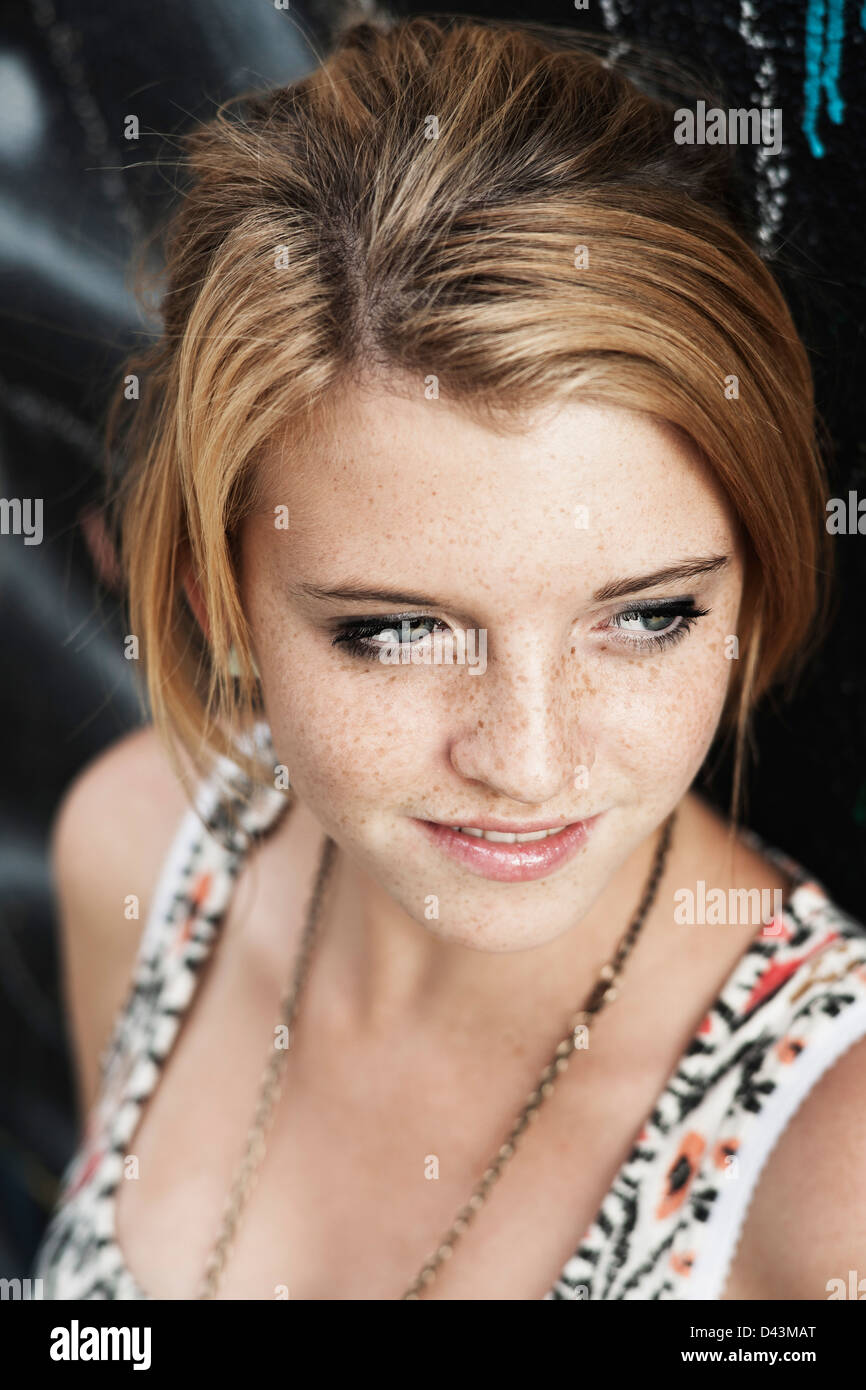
left=618, top=611, right=677, bottom=632
left=606, top=601, right=710, bottom=651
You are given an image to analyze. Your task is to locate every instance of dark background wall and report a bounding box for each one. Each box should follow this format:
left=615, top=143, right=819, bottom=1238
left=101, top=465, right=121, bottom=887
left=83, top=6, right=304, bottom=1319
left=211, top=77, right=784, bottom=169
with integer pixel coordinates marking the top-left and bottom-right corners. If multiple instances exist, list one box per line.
left=1, top=0, right=863, bottom=1280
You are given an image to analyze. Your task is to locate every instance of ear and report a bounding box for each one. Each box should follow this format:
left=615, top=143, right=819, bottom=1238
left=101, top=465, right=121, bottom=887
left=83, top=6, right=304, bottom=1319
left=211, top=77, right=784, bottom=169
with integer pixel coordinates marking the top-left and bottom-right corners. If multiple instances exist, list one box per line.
left=181, top=553, right=211, bottom=642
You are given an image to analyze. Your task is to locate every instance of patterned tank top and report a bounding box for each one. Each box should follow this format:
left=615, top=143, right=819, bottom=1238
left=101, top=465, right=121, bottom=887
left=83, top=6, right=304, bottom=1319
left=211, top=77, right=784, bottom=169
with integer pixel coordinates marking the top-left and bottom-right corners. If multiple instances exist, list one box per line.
left=32, top=722, right=866, bottom=1300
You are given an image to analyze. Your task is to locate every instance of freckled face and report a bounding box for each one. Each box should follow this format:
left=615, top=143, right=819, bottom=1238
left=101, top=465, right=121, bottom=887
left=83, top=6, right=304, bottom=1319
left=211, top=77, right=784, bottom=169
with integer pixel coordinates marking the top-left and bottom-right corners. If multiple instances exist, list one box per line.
left=236, top=385, right=744, bottom=951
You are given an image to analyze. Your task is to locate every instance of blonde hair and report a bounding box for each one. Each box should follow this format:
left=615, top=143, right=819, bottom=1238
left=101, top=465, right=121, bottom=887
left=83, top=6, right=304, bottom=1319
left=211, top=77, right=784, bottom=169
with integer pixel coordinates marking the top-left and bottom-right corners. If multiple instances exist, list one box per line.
left=105, top=11, right=833, bottom=828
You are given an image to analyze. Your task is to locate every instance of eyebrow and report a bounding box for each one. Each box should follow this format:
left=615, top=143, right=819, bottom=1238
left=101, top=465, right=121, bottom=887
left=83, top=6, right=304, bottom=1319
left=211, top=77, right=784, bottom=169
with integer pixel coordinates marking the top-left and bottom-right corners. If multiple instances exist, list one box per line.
left=592, top=554, right=730, bottom=602
left=293, top=555, right=730, bottom=617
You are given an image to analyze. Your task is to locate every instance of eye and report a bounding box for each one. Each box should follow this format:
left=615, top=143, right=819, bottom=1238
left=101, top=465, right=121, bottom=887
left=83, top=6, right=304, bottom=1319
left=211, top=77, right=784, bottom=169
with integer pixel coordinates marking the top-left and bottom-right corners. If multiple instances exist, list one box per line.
left=329, top=600, right=710, bottom=663
left=331, top=614, right=450, bottom=661
left=601, top=600, right=709, bottom=651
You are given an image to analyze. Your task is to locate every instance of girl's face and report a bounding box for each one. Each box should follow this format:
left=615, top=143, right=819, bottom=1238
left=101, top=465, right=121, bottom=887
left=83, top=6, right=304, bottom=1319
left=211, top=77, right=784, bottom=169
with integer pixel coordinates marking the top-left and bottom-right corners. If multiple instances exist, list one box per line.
left=237, top=383, right=744, bottom=952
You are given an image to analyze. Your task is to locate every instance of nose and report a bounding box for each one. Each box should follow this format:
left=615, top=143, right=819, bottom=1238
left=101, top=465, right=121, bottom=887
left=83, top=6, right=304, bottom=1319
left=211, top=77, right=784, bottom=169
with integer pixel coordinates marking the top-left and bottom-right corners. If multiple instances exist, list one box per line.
left=447, top=636, right=583, bottom=807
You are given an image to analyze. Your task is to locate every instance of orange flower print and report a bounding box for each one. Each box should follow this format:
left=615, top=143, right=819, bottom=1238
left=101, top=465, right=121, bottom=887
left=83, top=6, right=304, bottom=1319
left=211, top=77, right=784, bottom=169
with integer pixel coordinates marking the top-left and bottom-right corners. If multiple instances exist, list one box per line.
left=776, top=1036, right=804, bottom=1064
left=656, top=1131, right=705, bottom=1219
left=172, top=870, right=212, bottom=953
left=713, top=1138, right=739, bottom=1169
left=761, top=915, right=793, bottom=942
left=670, top=1250, right=695, bottom=1276
left=744, top=931, right=839, bottom=1013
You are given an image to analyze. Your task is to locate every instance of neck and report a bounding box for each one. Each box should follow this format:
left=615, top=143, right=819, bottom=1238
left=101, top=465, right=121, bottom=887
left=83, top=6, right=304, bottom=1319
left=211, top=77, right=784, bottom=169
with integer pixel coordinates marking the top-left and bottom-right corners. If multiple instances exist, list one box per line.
left=312, top=808, right=686, bottom=1049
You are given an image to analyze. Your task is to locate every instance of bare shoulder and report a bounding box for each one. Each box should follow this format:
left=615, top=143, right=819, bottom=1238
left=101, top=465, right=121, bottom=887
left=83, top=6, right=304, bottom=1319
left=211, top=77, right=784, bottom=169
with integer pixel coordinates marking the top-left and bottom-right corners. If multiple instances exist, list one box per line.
left=721, top=1031, right=866, bottom=1299
left=51, top=724, right=196, bottom=1120
left=51, top=722, right=195, bottom=894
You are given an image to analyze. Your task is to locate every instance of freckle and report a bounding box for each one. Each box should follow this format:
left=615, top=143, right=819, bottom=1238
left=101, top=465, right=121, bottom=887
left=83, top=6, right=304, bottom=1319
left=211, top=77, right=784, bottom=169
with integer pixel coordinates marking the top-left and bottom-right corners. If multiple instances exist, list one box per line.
left=570, top=647, right=576, bottom=655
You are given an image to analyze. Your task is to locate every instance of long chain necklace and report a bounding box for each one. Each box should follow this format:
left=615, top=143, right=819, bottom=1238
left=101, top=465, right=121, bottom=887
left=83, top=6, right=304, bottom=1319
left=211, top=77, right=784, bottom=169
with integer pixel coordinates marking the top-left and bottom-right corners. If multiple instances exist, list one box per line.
left=197, top=807, right=678, bottom=1300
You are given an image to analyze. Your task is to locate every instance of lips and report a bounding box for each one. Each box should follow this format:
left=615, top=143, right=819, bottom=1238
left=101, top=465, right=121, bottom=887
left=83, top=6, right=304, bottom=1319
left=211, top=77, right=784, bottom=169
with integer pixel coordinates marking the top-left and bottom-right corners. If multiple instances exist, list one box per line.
left=413, top=815, right=602, bottom=883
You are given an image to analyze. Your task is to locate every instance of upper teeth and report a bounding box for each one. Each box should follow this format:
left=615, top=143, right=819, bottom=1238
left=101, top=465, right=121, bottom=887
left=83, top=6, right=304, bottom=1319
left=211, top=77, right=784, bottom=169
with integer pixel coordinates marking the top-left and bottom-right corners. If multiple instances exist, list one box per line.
left=449, top=826, right=568, bottom=843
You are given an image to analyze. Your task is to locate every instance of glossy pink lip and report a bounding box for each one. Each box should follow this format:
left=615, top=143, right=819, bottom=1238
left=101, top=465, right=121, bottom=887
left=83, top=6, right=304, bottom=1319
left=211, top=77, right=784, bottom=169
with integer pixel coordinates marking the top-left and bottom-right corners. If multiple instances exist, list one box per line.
left=413, top=815, right=603, bottom=883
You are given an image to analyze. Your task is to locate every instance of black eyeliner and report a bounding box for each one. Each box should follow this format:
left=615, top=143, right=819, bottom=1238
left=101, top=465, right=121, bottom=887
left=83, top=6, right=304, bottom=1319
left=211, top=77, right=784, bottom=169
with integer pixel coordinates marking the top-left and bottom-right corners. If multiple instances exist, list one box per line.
left=607, top=596, right=707, bottom=614
left=329, top=612, right=432, bottom=646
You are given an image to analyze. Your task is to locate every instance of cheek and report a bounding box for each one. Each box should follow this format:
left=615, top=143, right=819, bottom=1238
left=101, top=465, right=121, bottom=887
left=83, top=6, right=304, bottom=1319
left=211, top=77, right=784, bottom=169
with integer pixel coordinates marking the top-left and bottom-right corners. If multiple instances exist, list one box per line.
left=258, top=632, right=438, bottom=812
left=590, top=637, right=732, bottom=791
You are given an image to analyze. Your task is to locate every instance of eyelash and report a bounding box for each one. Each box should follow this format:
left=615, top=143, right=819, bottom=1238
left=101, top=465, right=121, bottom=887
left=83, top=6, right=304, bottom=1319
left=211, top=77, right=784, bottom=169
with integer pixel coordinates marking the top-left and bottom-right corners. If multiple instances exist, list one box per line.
left=329, top=601, right=710, bottom=661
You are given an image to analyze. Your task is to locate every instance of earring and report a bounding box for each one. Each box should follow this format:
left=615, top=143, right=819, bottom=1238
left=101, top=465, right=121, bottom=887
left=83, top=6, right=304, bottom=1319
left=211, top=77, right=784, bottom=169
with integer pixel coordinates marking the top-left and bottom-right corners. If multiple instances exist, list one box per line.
left=227, top=643, right=261, bottom=680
